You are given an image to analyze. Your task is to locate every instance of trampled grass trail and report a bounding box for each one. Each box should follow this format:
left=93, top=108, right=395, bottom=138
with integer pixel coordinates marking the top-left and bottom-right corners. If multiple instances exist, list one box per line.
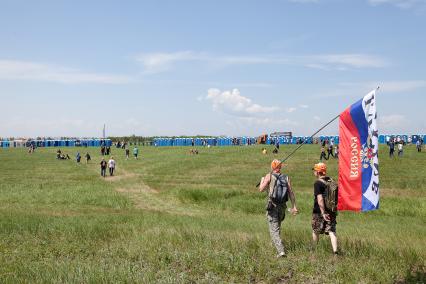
left=0, top=145, right=425, bottom=283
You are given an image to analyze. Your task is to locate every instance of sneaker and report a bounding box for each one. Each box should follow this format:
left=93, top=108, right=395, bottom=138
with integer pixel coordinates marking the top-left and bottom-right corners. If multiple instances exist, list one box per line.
left=276, top=252, right=286, bottom=258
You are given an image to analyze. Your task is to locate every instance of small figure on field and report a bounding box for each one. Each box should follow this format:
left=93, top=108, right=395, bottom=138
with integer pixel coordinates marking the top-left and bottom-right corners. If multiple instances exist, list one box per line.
left=125, top=148, right=130, bottom=160
left=133, top=146, right=139, bottom=159
left=334, top=145, right=339, bottom=159
left=85, top=153, right=91, bottom=164
left=28, top=144, right=35, bottom=154
left=388, top=139, right=395, bottom=157
left=311, top=162, right=338, bottom=255
left=259, top=159, right=298, bottom=258
left=76, top=152, right=81, bottom=163
left=273, top=147, right=278, bottom=154
left=189, top=148, right=198, bottom=155
left=108, top=156, right=116, bottom=176
left=397, top=142, right=403, bottom=157
left=100, top=158, right=107, bottom=177
left=416, top=139, right=422, bottom=152
left=327, top=143, right=334, bottom=159
left=319, top=146, right=328, bottom=161
left=101, top=146, right=105, bottom=156
left=56, top=149, right=62, bottom=159
left=262, top=148, right=267, bottom=155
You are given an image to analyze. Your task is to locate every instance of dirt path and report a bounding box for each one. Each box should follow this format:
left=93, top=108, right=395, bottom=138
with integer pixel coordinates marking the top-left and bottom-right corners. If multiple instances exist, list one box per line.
left=104, top=166, right=202, bottom=216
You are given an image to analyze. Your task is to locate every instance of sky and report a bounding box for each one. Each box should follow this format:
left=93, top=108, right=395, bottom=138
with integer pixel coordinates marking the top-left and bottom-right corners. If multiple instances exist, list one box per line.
left=1, top=0, right=425, bottom=138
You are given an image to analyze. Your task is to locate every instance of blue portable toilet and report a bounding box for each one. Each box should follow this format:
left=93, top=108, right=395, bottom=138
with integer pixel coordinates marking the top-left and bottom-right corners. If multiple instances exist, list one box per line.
left=378, top=135, right=385, bottom=144
left=411, top=135, right=418, bottom=144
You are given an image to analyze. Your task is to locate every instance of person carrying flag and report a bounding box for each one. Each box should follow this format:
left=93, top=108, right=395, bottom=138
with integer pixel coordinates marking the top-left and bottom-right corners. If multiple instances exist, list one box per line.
left=311, top=162, right=338, bottom=255
left=259, top=159, right=298, bottom=258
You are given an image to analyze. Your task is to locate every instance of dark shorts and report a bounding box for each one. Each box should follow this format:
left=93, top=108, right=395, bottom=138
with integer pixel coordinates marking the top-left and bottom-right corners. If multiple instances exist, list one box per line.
left=312, top=213, right=336, bottom=234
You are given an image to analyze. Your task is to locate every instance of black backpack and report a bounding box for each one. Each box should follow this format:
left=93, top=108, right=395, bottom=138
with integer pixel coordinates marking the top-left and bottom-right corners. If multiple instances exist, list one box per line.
left=269, top=173, right=289, bottom=205
left=319, top=177, right=338, bottom=212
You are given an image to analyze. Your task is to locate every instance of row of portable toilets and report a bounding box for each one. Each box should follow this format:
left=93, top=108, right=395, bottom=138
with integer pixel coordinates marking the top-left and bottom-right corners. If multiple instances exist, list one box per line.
left=152, top=134, right=425, bottom=147
left=153, top=136, right=340, bottom=147
left=1, top=135, right=424, bottom=148
left=0, top=139, right=112, bottom=148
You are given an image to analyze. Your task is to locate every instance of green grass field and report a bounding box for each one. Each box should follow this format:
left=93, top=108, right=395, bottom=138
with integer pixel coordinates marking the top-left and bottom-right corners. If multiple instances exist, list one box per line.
left=0, top=145, right=425, bottom=283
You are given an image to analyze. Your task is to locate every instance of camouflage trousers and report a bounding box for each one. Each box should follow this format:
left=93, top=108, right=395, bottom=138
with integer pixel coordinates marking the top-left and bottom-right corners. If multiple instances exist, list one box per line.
left=266, top=204, right=286, bottom=255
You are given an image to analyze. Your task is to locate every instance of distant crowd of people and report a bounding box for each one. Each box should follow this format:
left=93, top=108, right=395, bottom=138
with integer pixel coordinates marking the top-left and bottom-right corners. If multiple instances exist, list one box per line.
left=387, top=136, right=423, bottom=157
left=54, top=145, right=140, bottom=178
left=319, top=138, right=338, bottom=161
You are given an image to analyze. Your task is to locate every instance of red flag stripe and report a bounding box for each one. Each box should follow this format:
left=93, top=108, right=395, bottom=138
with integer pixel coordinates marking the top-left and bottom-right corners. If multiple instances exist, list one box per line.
left=338, top=107, right=362, bottom=211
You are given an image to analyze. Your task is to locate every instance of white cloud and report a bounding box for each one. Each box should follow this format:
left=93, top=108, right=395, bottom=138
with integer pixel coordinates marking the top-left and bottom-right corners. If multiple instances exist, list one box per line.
left=0, top=60, right=131, bottom=84
left=205, top=88, right=279, bottom=116
left=237, top=117, right=298, bottom=126
left=286, top=107, right=297, bottom=113
left=368, top=0, right=426, bottom=9
left=135, top=51, right=205, bottom=73
left=375, top=80, right=426, bottom=93
left=135, top=51, right=388, bottom=73
left=299, top=104, right=309, bottom=108
left=339, top=80, right=426, bottom=93
left=310, top=54, right=388, bottom=68
left=378, top=114, right=410, bottom=133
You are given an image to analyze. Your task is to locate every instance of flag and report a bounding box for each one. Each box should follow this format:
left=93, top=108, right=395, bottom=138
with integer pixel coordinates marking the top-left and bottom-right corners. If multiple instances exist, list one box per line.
left=338, top=89, right=379, bottom=211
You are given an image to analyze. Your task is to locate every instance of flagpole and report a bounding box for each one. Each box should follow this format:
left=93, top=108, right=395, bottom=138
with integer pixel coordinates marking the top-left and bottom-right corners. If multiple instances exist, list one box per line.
left=279, top=114, right=340, bottom=164
left=256, top=87, right=380, bottom=187
left=256, top=114, right=340, bottom=187
left=278, top=86, right=379, bottom=165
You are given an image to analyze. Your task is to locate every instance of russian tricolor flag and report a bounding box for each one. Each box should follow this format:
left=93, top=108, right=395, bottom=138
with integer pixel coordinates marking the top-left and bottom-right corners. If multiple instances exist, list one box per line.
left=338, top=90, right=379, bottom=212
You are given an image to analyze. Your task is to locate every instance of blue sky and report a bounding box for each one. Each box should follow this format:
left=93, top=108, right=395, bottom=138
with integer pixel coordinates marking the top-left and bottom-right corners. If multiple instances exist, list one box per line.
left=1, top=0, right=425, bottom=138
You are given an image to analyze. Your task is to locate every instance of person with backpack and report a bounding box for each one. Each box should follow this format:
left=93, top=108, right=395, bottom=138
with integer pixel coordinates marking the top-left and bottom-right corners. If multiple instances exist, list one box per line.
left=311, top=162, right=338, bottom=255
left=259, top=159, right=298, bottom=258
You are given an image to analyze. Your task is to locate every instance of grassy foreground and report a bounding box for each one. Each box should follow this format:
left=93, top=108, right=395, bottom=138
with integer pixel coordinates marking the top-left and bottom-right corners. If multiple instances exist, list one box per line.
left=0, top=145, right=425, bottom=283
